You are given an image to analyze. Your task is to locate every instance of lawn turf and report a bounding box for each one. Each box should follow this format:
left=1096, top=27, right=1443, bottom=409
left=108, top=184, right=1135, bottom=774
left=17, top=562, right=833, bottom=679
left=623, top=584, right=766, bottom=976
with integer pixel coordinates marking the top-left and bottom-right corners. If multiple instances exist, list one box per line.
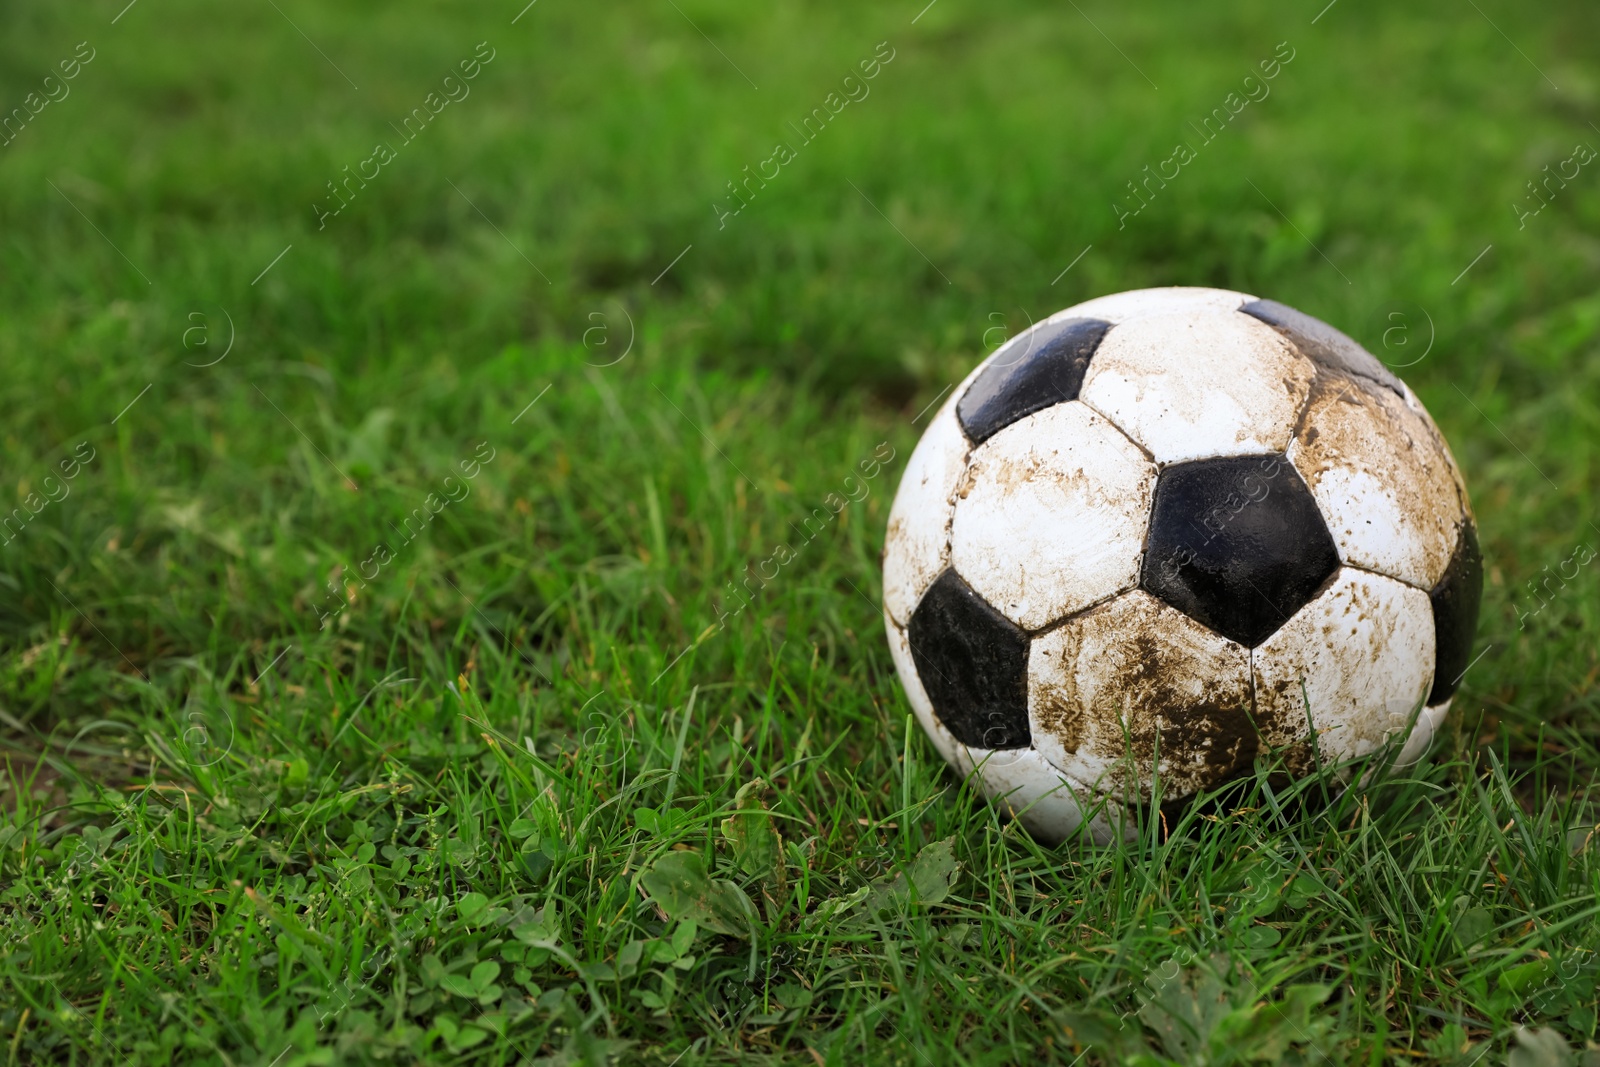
left=2, top=0, right=1600, bottom=1063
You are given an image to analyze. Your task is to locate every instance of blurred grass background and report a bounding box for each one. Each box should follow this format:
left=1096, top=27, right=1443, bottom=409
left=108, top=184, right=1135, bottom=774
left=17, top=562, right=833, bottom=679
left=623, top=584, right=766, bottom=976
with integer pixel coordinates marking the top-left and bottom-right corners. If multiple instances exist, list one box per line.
left=1, top=0, right=1599, bottom=1063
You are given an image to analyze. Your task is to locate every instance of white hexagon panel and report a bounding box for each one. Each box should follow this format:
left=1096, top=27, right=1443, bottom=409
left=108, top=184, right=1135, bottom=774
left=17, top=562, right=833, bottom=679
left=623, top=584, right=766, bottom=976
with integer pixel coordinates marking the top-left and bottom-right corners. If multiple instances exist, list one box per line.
left=951, top=401, right=1155, bottom=631
left=1251, top=567, right=1436, bottom=764
left=1288, top=374, right=1466, bottom=591
left=1079, top=309, right=1316, bottom=465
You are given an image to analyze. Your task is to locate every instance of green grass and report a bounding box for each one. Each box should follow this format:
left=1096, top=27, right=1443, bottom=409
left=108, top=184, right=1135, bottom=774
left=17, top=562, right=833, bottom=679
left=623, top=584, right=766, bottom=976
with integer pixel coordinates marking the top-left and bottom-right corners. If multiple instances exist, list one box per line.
left=2, top=0, right=1599, bottom=1062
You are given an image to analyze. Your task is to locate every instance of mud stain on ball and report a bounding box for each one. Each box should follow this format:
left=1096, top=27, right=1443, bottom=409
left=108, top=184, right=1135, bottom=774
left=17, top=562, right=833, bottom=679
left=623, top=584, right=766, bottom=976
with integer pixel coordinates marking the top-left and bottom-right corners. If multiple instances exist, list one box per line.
left=1105, top=629, right=1259, bottom=795
left=1288, top=368, right=1463, bottom=591
left=1029, top=590, right=1254, bottom=798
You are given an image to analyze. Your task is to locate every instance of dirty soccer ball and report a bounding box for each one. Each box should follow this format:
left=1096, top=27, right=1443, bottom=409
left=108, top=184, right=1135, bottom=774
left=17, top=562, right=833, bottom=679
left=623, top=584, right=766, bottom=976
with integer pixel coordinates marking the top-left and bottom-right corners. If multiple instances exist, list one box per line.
left=881, top=287, right=1483, bottom=843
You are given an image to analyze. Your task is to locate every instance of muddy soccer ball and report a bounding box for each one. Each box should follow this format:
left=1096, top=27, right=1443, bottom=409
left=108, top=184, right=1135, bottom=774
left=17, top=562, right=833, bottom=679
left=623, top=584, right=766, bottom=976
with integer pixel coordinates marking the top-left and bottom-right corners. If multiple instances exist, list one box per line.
left=881, top=287, right=1482, bottom=843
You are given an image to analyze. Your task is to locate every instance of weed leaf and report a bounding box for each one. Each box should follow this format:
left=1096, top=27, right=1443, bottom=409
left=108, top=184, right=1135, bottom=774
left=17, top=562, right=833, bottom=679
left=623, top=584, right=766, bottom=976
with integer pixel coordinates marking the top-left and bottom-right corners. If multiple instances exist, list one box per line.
left=720, top=778, right=784, bottom=888
left=854, top=836, right=960, bottom=923
left=641, top=851, right=759, bottom=939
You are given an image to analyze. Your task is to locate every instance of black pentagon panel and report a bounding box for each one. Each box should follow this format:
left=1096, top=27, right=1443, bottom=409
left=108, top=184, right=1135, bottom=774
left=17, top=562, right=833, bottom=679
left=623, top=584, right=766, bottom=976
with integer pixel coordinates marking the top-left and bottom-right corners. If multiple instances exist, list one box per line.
left=1140, top=455, right=1340, bottom=648
left=1427, top=521, right=1484, bottom=705
left=1239, top=298, right=1404, bottom=397
left=907, top=569, right=1031, bottom=749
left=956, top=318, right=1113, bottom=444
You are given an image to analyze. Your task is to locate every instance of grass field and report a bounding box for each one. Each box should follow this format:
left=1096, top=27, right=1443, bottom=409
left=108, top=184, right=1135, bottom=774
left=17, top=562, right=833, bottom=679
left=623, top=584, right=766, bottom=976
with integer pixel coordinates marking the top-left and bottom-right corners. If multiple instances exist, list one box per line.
left=2, top=0, right=1599, bottom=1062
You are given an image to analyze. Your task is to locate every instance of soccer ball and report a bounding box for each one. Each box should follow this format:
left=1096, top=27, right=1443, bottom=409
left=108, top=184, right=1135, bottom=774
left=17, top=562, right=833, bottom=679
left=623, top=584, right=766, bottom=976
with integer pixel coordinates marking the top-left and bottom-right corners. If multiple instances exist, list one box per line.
left=881, top=287, right=1482, bottom=843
